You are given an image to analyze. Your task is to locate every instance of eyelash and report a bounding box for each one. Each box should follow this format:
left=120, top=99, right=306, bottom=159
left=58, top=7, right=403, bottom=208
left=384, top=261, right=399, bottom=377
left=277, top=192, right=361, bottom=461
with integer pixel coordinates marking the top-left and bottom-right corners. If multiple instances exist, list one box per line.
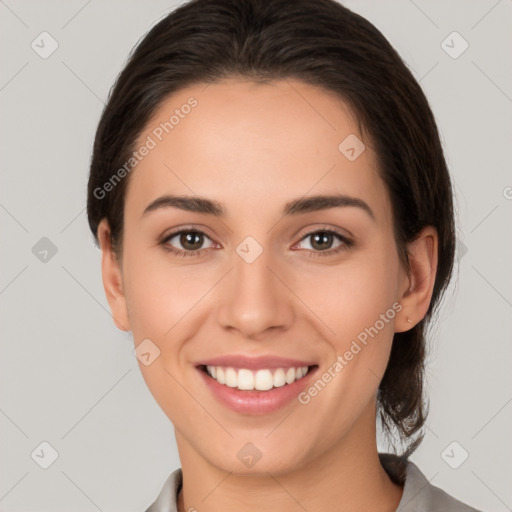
left=159, top=228, right=353, bottom=258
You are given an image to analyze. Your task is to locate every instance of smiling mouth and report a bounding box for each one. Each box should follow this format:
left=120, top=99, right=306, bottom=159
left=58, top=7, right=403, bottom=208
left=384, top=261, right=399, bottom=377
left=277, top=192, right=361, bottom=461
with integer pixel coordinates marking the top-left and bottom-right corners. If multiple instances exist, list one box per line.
left=197, top=364, right=318, bottom=391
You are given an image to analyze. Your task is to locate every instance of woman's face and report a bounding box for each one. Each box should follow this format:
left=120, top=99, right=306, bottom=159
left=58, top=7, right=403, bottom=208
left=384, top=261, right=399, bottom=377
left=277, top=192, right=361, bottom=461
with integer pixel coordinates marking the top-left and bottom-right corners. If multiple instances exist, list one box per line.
left=104, top=78, right=413, bottom=474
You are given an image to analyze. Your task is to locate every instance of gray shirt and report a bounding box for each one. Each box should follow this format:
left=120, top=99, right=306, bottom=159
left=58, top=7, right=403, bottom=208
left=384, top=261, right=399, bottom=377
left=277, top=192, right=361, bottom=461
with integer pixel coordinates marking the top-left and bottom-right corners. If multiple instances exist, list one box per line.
left=145, top=454, right=481, bottom=511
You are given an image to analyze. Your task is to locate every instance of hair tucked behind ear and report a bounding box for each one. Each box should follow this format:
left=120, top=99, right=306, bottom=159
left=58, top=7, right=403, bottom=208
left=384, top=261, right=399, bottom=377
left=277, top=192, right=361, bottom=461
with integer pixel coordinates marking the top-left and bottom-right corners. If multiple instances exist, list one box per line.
left=87, top=0, right=456, bottom=457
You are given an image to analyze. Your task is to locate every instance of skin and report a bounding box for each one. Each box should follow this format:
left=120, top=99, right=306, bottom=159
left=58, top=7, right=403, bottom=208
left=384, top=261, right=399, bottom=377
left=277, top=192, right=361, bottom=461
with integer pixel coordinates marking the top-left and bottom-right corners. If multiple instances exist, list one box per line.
left=97, top=78, right=438, bottom=512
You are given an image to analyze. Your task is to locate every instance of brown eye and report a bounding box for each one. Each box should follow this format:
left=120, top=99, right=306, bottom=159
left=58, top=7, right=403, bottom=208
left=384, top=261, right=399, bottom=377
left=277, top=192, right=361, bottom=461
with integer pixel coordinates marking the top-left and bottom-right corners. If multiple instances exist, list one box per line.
left=179, top=231, right=205, bottom=251
left=309, top=232, right=336, bottom=251
left=161, top=229, right=215, bottom=257
left=294, top=229, right=353, bottom=258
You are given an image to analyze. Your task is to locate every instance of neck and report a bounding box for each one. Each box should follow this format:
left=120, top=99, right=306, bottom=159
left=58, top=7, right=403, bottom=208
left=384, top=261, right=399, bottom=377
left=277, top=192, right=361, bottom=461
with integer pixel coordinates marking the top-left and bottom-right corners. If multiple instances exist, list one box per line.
left=175, top=401, right=403, bottom=512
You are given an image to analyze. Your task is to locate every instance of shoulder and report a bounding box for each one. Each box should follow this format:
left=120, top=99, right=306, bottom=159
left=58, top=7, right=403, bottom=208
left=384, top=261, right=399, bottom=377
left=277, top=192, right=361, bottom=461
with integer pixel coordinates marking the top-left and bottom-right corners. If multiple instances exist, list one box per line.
left=379, top=453, right=482, bottom=512
left=144, top=468, right=182, bottom=512
left=399, top=461, right=481, bottom=511
left=146, top=461, right=484, bottom=512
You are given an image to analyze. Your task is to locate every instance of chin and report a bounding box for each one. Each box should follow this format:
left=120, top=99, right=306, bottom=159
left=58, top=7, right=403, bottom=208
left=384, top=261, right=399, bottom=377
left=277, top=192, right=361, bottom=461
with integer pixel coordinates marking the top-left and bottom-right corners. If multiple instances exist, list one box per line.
left=211, top=445, right=307, bottom=477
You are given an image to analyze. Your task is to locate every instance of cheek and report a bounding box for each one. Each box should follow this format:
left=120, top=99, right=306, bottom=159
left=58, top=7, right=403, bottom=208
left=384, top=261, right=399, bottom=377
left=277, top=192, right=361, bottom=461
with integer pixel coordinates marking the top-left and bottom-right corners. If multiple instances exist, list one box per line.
left=304, top=248, right=401, bottom=389
left=121, top=249, right=206, bottom=414
left=302, top=251, right=400, bottom=340
left=122, top=242, right=210, bottom=339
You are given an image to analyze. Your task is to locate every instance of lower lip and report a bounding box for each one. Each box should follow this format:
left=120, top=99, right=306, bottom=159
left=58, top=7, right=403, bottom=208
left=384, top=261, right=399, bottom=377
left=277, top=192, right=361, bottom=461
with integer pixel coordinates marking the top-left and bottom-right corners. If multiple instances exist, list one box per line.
left=197, top=366, right=318, bottom=415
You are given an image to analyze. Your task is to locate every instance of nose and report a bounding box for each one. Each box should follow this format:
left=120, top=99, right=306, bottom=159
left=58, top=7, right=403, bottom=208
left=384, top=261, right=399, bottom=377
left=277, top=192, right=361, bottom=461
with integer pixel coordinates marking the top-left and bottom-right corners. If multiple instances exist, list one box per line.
left=216, top=243, right=295, bottom=340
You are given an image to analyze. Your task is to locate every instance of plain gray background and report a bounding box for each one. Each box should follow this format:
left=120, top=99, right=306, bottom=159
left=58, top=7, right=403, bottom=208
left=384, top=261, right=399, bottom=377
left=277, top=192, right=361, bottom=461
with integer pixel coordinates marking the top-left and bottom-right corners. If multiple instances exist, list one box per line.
left=1, top=0, right=511, bottom=510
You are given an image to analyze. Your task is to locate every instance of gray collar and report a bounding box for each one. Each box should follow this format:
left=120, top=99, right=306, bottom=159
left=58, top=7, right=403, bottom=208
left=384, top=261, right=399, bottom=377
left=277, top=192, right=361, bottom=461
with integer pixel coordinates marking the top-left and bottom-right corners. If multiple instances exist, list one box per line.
left=145, top=453, right=480, bottom=511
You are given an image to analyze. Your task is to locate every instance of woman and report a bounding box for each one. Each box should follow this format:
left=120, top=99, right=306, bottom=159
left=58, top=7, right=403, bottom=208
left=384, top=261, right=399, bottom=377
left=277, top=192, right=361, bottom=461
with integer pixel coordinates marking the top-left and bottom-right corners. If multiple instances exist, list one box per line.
left=87, top=0, right=481, bottom=510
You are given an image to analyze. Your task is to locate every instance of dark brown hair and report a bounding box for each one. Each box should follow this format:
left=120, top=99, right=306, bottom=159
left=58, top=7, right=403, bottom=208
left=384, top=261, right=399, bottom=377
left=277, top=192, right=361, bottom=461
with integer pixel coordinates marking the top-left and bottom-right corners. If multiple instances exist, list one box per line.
left=87, top=0, right=455, bottom=458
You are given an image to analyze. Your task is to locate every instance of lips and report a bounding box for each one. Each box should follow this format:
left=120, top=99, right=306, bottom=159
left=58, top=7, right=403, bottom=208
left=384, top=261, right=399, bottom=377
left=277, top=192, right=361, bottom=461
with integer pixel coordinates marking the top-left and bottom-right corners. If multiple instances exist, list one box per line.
left=195, top=354, right=319, bottom=414
left=197, top=364, right=318, bottom=414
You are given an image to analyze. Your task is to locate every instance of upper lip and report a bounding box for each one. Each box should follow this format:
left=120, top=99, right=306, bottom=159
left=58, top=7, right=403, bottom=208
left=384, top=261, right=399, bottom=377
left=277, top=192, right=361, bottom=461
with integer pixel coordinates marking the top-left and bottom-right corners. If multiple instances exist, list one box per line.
left=196, top=355, right=317, bottom=370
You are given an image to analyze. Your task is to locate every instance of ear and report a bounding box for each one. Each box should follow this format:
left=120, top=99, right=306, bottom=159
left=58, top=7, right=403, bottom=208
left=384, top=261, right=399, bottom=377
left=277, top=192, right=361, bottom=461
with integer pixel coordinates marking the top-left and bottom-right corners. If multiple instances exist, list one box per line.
left=97, top=218, right=131, bottom=332
left=395, top=226, right=438, bottom=333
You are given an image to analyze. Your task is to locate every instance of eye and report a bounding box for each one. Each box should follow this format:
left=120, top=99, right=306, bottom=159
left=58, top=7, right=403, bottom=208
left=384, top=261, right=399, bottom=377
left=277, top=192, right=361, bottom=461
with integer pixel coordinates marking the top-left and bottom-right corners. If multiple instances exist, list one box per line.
left=293, top=229, right=353, bottom=257
left=160, top=229, right=216, bottom=257
left=159, top=227, right=353, bottom=258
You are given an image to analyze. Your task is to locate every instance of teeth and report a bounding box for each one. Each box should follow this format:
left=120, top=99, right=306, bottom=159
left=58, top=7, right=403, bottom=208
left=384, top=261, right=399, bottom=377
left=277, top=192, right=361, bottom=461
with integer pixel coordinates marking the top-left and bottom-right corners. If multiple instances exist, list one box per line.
left=205, top=365, right=309, bottom=391
left=255, top=369, right=273, bottom=391
left=225, top=368, right=238, bottom=388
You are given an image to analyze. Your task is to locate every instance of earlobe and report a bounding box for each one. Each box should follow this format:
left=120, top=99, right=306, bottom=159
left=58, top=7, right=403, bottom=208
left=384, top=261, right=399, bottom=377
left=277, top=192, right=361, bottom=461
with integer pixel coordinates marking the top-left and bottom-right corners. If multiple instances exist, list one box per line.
left=97, top=218, right=131, bottom=332
left=395, top=226, right=438, bottom=333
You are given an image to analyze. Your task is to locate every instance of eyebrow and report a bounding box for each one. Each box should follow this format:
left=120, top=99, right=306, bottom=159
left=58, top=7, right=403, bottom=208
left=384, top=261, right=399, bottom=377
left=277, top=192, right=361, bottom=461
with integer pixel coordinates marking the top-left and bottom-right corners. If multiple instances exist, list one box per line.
left=142, top=193, right=375, bottom=221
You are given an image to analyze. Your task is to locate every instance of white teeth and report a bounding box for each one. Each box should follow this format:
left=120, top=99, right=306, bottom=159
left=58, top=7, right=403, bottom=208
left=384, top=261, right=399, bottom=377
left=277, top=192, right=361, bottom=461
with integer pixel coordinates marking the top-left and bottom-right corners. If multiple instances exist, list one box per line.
left=225, top=368, right=238, bottom=387
left=237, top=369, right=254, bottom=390
left=255, top=369, right=273, bottom=391
left=273, top=368, right=286, bottom=387
left=285, top=367, right=296, bottom=384
left=205, top=365, right=310, bottom=391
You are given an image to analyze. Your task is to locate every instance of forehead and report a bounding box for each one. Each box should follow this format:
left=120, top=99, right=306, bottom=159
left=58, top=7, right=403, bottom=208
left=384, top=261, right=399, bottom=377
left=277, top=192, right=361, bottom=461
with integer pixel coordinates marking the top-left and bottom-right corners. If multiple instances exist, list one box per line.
left=126, top=78, right=390, bottom=222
